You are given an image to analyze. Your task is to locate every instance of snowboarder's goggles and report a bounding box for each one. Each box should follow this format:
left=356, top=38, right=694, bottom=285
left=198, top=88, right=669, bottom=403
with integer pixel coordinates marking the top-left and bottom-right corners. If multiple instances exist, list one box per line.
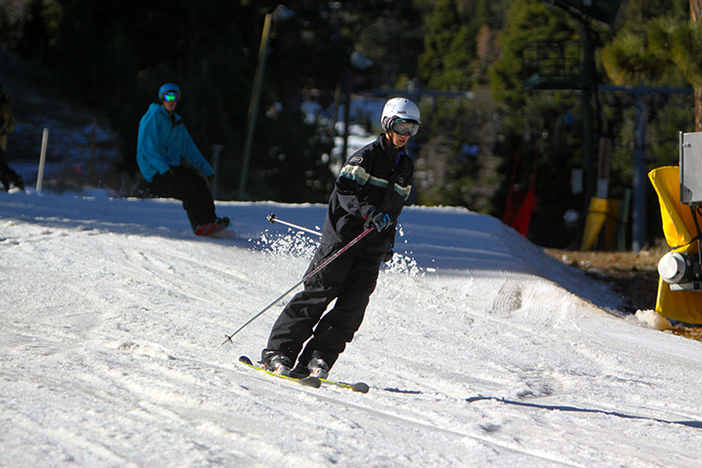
left=391, top=119, right=420, bottom=136
left=162, top=91, right=179, bottom=102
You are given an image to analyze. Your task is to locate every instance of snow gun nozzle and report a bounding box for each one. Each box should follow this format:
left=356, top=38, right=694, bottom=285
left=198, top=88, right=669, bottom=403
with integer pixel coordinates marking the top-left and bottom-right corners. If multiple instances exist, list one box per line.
left=267, top=213, right=276, bottom=224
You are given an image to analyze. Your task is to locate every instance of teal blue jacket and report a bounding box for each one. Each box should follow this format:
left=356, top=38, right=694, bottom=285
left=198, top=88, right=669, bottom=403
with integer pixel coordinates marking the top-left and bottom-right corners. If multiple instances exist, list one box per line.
left=136, top=103, right=214, bottom=182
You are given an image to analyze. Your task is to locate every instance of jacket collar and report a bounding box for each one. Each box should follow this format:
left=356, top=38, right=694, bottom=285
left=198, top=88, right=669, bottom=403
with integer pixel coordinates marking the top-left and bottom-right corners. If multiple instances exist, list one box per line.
left=151, top=102, right=181, bottom=124
left=379, top=134, right=404, bottom=168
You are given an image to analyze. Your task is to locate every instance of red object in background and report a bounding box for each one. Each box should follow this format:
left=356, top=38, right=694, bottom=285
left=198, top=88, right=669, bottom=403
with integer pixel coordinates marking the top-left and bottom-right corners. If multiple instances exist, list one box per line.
left=502, top=152, right=538, bottom=236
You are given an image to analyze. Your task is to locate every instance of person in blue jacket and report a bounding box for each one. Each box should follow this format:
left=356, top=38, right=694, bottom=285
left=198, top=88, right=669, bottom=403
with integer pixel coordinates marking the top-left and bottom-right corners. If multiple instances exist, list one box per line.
left=137, top=83, right=228, bottom=234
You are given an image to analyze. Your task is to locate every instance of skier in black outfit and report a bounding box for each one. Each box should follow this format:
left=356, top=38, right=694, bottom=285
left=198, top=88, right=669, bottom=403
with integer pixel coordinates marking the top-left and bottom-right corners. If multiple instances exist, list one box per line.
left=261, top=97, right=421, bottom=379
left=0, top=84, right=24, bottom=192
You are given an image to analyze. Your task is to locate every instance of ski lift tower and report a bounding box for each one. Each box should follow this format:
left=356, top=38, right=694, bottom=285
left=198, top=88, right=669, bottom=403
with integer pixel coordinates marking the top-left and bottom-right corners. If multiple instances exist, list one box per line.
left=525, top=0, right=630, bottom=243
left=528, top=0, right=628, bottom=200
left=547, top=0, right=629, bottom=28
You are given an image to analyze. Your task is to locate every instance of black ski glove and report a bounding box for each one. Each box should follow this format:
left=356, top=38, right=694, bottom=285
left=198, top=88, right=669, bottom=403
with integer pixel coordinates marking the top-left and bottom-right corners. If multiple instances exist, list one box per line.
left=364, top=208, right=391, bottom=232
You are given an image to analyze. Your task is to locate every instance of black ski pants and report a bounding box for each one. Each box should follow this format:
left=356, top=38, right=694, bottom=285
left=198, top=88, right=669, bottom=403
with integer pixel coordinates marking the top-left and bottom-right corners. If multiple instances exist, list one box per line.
left=0, top=149, right=22, bottom=191
left=150, top=164, right=216, bottom=228
left=265, top=242, right=381, bottom=370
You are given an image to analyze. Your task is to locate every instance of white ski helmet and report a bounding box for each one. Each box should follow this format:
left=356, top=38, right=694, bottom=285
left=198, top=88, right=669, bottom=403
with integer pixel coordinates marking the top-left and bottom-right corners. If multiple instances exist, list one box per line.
left=381, top=97, right=421, bottom=135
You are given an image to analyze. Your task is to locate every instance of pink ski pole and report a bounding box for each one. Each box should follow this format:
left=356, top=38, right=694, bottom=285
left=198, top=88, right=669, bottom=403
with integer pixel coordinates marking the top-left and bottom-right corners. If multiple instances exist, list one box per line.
left=222, top=226, right=374, bottom=344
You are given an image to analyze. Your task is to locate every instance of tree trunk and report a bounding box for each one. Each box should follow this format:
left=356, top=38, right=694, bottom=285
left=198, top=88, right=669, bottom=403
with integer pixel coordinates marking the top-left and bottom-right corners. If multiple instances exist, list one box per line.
left=692, top=0, right=702, bottom=130
left=692, top=0, right=702, bottom=22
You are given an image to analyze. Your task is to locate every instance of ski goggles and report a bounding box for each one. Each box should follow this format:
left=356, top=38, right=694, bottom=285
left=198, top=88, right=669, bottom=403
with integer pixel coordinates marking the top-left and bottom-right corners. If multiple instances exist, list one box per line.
left=162, top=91, right=179, bottom=102
left=391, top=119, right=420, bottom=137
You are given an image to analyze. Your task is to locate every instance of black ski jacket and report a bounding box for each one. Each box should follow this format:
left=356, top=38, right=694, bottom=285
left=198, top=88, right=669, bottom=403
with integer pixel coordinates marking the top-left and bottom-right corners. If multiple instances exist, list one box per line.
left=322, top=134, right=414, bottom=260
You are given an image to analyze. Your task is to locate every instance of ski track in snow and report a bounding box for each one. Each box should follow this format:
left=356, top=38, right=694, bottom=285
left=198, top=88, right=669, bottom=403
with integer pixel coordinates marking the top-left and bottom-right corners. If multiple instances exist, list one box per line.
left=2, top=190, right=702, bottom=467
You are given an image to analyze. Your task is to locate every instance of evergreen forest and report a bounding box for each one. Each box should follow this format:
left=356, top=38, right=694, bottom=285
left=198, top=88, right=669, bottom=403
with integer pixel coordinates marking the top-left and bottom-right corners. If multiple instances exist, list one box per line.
left=0, top=0, right=698, bottom=248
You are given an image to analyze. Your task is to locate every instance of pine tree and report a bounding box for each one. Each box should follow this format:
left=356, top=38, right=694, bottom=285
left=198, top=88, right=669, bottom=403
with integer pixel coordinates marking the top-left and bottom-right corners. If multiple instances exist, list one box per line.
left=418, top=0, right=473, bottom=91
left=678, top=0, right=702, bottom=130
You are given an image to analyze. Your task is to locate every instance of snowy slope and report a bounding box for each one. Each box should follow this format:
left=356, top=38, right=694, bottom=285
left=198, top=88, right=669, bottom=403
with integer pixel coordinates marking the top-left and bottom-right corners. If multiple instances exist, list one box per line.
left=2, top=189, right=702, bottom=468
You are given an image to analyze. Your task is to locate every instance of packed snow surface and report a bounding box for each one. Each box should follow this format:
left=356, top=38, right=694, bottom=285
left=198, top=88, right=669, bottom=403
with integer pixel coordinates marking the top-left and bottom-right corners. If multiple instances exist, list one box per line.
left=1, top=189, right=701, bottom=467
